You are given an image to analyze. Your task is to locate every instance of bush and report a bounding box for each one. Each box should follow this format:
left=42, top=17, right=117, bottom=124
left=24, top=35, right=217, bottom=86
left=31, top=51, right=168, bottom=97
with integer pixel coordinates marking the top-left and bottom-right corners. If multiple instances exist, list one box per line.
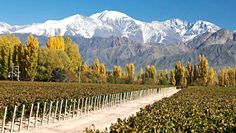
left=50, top=68, right=66, bottom=82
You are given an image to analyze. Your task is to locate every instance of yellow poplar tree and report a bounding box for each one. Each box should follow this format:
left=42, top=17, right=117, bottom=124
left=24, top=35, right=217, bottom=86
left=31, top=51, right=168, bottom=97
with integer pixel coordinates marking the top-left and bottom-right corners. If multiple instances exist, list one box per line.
left=150, top=65, right=156, bottom=80
left=186, top=61, right=193, bottom=85
left=100, top=63, right=107, bottom=82
left=164, top=69, right=169, bottom=80
left=218, top=69, right=225, bottom=87
left=208, top=67, right=216, bottom=86
left=170, top=69, right=176, bottom=86
left=228, top=68, right=235, bottom=86
left=0, top=35, right=21, bottom=79
left=23, top=34, right=39, bottom=81
left=157, top=70, right=163, bottom=83
left=224, top=68, right=230, bottom=87
left=125, top=63, right=135, bottom=83
left=113, top=65, right=123, bottom=79
left=197, top=55, right=209, bottom=85
left=93, top=59, right=101, bottom=77
left=46, top=35, right=65, bottom=51
left=175, top=61, right=186, bottom=86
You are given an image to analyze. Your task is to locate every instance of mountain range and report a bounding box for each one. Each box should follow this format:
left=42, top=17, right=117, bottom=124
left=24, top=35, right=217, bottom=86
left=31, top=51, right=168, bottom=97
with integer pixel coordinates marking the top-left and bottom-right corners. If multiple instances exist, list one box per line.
left=0, top=10, right=235, bottom=70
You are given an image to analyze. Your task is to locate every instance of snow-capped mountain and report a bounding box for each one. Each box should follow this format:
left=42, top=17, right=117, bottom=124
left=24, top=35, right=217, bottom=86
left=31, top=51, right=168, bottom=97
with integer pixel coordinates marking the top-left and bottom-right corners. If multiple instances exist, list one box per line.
left=0, top=22, right=12, bottom=34
left=0, top=10, right=221, bottom=44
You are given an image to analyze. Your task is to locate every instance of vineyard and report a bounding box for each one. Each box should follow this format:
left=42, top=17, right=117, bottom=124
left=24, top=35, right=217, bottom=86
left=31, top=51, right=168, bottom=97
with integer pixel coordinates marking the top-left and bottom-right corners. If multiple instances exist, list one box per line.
left=0, top=81, right=163, bottom=107
left=91, top=87, right=236, bottom=132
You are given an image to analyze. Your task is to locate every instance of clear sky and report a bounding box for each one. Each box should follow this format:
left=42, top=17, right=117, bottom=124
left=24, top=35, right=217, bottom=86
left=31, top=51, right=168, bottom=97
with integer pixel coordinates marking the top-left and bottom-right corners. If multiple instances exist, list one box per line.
left=0, top=0, right=235, bottom=30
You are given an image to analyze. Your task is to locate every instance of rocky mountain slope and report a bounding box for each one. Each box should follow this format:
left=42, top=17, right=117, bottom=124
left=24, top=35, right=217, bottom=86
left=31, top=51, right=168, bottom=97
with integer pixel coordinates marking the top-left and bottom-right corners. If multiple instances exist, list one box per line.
left=0, top=10, right=235, bottom=70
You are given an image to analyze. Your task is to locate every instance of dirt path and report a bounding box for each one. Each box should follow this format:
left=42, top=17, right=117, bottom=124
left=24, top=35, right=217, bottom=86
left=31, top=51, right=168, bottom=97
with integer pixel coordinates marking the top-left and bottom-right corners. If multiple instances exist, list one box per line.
left=22, top=87, right=179, bottom=133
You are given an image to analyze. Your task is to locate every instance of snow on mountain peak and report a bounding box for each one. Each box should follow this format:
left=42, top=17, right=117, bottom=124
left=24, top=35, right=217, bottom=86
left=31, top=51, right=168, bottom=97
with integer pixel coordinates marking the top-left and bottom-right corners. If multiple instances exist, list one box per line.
left=0, top=22, right=12, bottom=34
left=90, top=10, right=130, bottom=21
left=0, top=10, right=222, bottom=44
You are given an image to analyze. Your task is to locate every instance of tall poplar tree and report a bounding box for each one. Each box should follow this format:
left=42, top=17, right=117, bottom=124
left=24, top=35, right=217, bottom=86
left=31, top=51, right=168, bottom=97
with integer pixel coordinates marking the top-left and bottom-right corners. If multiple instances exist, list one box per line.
left=23, top=35, right=39, bottom=81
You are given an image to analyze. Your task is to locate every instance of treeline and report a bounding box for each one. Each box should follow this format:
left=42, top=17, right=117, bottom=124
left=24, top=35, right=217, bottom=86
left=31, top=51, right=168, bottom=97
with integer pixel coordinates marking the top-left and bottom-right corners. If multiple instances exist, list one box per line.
left=0, top=34, right=235, bottom=87
left=0, top=34, right=82, bottom=81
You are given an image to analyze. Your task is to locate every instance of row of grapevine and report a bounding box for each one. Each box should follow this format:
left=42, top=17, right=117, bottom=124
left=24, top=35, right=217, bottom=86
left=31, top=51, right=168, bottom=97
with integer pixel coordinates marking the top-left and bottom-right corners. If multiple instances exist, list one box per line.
left=0, top=87, right=176, bottom=133
left=97, top=87, right=235, bottom=133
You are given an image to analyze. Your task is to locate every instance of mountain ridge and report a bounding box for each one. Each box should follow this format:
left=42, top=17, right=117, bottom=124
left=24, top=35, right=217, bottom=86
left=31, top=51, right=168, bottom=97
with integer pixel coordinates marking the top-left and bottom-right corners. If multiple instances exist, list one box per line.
left=0, top=10, right=221, bottom=45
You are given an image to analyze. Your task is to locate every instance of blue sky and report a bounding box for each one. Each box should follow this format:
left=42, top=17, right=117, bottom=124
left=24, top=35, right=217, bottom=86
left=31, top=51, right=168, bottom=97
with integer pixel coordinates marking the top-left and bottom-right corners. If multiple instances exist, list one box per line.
left=0, top=0, right=235, bottom=30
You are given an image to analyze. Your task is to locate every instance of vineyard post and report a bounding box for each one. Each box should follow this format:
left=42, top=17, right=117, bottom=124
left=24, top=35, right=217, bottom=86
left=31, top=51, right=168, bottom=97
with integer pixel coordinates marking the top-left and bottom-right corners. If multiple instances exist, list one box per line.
left=87, top=97, right=90, bottom=114
left=102, top=95, right=105, bottom=109
left=120, top=93, right=122, bottom=104
left=110, top=94, right=113, bottom=107
left=64, top=99, right=67, bottom=120
left=96, top=96, right=99, bottom=111
left=90, top=97, right=93, bottom=112
left=34, top=102, right=40, bottom=127
left=112, top=94, right=114, bottom=107
left=54, top=101, right=59, bottom=122
left=72, top=99, right=76, bottom=118
left=68, top=99, right=72, bottom=118
left=127, top=92, right=130, bottom=102
left=111, top=94, right=113, bottom=107
left=103, top=95, right=106, bottom=109
left=99, top=95, right=102, bottom=110
left=115, top=94, right=118, bottom=106
left=59, top=100, right=63, bottom=122
left=123, top=92, right=125, bottom=103
left=109, top=94, right=111, bottom=108
left=122, top=92, right=125, bottom=103
left=126, top=92, right=128, bottom=102
left=84, top=97, right=88, bottom=114
left=93, top=96, right=96, bottom=111
left=105, top=95, right=107, bottom=109
left=113, top=94, right=117, bottom=107
left=93, top=96, right=95, bottom=111
left=115, top=94, right=117, bottom=106
left=119, top=93, right=121, bottom=104
left=81, top=98, right=84, bottom=115
left=19, top=104, right=25, bottom=132
left=41, top=102, right=47, bottom=126
left=106, top=95, right=108, bottom=108
left=1, top=107, right=7, bottom=133
left=106, top=95, right=109, bottom=108
left=77, top=99, right=80, bottom=117
left=100, top=95, right=102, bottom=109
left=28, top=104, right=34, bottom=130
left=94, top=96, right=98, bottom=111
left=101, top=95, right=105, bottom=109
left=113, top=94, right=115, bottom=107
left=91, top=97, right=94, bottom=112
left=48, top=101, right=53, bottom=124
left=129, top=92, right=133, bottom=101
left=90, top=97, right=92, bottom=112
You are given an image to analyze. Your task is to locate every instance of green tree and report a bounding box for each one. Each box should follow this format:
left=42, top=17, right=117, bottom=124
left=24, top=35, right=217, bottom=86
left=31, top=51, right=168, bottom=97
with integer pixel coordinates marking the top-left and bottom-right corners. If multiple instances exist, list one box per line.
left=64, top=37, right=82, bottom=72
